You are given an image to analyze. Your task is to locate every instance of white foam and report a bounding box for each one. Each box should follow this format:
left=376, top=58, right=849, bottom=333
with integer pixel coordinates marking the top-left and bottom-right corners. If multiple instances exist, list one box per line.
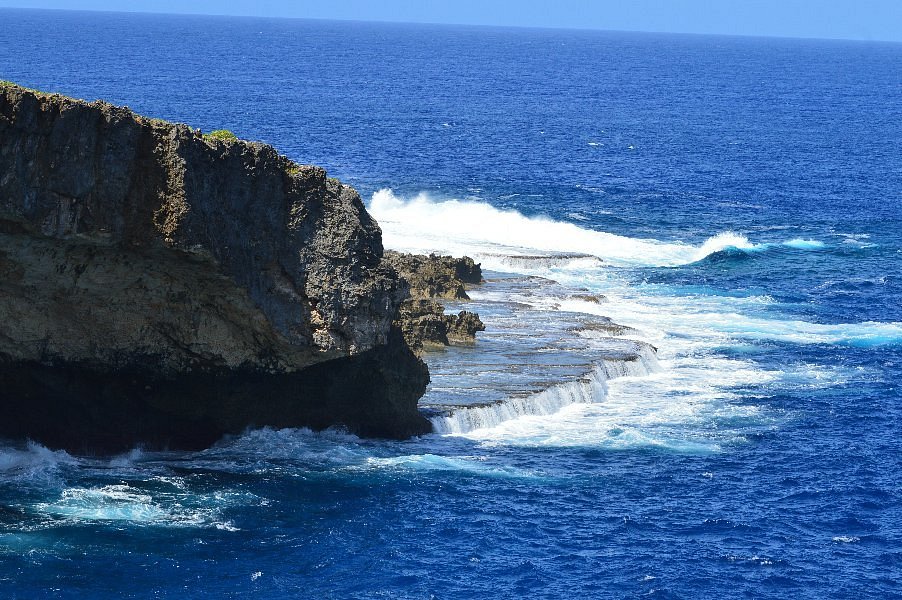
left=203, top=428, right=539, bottom=478
left=368, top=189, right=825, bottom=268
left=431, top=345, right=660, bottom=435
left=108, top=448, right=146, bottom=468
left=477, top=275, right=902, bottom=349
left=370, top=189, right=896, bottom=452
left=360, top=454, right=535, bottom=478
left=447, top=350, right=780, bottom=450
left=421, top=264, right=813, bottom=450
left=202, top=426, right=371, bottom=471
left=0, top=441, right=78, bottom=486
left=37, top=485, right=166, bottom=522
left=782, top=238, right=826, bottom=250
left=591, top=291, right=902, bottom=348
left=33, top=481, right=253, bottom=530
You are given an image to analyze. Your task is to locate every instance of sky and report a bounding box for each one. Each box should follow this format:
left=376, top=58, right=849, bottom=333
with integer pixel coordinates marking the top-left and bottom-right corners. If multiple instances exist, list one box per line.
left=0, top=0, right=900, bottom=42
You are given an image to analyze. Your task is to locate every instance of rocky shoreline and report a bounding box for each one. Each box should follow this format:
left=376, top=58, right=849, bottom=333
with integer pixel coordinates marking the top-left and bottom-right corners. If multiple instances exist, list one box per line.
left=383, top=251, right=485, bottom=351
left=0, top=82, right=487, bottom=452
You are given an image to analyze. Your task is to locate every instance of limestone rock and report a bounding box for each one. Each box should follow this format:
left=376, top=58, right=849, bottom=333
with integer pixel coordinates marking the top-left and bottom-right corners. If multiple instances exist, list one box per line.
left=396, top=299, right=453, bottom=350
left=0, top=82, right=431, bottom=452
left=382, top=251, right=486, bottom=351
left=446, top=310, right=485, bottom=343
left=382, top=251, right=482, bottom=300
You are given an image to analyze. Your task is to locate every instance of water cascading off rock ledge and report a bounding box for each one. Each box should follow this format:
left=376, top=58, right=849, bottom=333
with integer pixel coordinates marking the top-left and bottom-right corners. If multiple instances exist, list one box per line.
left=0, top=82, right=432, bottom=452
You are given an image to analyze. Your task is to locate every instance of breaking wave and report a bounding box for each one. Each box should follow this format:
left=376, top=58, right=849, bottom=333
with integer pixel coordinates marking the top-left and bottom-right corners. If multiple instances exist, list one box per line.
left=368, top=189, right=826, bottom=268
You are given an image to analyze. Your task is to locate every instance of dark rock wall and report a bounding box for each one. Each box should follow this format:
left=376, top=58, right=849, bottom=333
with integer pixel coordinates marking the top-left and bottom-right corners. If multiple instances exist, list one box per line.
left=0, top=328, right=430, bottom=453
left=0, top=84, right=401, bottom=356
left=0, top=83, right=431, bottom=451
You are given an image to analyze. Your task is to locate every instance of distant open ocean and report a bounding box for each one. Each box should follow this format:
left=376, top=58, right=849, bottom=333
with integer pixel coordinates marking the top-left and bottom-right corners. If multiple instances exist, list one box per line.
left=1, top=8, right=901, bottom=598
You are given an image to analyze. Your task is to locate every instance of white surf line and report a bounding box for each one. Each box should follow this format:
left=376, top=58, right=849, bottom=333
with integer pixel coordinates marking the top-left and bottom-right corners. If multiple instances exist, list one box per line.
left=429, top=343, right=660, bottom=434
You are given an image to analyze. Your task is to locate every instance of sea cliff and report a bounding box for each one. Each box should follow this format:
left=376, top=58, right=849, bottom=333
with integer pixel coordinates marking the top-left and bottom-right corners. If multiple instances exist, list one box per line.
left=0, top=82, right=432, bottom=452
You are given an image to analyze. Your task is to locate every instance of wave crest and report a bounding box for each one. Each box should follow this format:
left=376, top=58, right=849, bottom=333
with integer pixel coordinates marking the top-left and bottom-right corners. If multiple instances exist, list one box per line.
left=368, top=189, right=823, bottom=269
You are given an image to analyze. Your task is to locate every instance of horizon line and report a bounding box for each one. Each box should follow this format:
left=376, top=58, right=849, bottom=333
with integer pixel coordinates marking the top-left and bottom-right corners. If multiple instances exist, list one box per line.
left=1, top=5, right=900, bottom=45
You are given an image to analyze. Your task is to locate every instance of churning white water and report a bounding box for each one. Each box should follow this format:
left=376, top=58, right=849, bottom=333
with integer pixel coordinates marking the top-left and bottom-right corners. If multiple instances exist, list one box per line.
left=368, top=190, right=890, bottom=448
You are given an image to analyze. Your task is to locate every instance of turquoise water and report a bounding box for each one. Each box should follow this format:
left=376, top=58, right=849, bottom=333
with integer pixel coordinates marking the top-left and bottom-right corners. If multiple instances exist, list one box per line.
left=1, top=9, right=901, bottom=598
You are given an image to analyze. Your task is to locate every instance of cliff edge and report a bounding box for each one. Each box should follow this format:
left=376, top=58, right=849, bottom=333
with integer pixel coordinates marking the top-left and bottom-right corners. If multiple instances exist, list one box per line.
left=0, top=82, right=431, bottom=452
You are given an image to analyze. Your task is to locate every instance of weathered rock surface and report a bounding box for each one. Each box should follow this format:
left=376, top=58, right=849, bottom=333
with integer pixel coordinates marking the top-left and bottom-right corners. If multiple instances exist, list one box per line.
left=382, top=251, right=482, bottom=300
left=0, top=83, right=431, bottom=452
left=382, top=251, right=485, bottom=351
left=445, top=310, right=485, bottom=342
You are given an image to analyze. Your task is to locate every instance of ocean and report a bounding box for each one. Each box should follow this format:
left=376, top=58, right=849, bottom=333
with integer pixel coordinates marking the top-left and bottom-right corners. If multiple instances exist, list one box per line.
left=1, top=8, right=901, bottom=598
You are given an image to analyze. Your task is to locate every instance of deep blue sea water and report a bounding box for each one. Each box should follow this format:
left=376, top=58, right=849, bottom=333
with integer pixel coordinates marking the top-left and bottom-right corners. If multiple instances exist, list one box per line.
left=1, top=8, right=901, bottom=598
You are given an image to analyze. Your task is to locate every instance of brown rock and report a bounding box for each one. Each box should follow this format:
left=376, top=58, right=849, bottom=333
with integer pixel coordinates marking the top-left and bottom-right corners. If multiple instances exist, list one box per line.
left=0, top=82, right=431, bottom=452
left=382, top=251, right=486, bottom=351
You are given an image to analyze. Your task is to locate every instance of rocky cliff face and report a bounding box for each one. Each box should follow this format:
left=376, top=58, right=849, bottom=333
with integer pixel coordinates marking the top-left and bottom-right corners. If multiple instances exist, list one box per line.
left=0, top=83, right=431, bottom=451
left=382, top=251, right=485, bottom=351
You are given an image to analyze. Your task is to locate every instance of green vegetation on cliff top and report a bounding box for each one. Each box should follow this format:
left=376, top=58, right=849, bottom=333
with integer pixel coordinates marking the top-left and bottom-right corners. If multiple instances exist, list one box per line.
left=203, top=129, right=238, bottom=142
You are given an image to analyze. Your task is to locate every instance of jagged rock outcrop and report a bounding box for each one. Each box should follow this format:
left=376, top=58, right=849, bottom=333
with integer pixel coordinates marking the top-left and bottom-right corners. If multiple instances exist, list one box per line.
left=382, top=251, right=482, bottom=300
left=0, top=82, right=431, bottom=452
left=446, top=310, right=485, bottom=342
left=382, top=251, right=485, bottom=351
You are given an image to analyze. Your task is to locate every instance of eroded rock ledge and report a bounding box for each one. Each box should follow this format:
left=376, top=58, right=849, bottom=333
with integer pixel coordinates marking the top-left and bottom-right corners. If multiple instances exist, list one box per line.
left=0, top=82, right=431, bottom=452
left=382, top=251, right=486, bottom=352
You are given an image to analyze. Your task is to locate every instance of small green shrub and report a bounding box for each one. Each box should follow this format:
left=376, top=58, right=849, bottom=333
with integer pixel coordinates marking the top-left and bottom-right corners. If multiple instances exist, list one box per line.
left=203, top=129, right=238, bottom=142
